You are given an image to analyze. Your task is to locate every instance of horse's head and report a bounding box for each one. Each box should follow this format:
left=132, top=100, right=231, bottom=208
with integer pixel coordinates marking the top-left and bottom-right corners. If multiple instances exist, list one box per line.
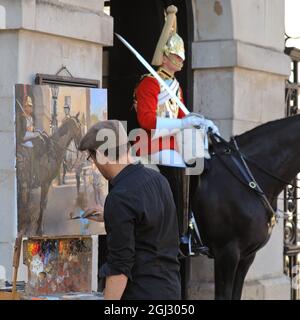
left=67, top=112, right=83, bottom=149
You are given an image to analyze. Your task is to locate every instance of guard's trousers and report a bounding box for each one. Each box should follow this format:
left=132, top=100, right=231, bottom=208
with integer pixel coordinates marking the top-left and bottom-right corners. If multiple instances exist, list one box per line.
left=158, top=165, right=194, bottom=237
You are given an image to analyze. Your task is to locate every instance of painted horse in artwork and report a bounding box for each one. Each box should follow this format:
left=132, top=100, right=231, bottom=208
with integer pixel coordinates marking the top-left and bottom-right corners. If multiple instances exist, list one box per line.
left=17, top=114, right=82, bottom=235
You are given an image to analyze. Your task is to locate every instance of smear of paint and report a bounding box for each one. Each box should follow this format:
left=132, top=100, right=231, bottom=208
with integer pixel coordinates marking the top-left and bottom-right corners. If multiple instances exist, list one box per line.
left=79, top=209, right=90, bottom=235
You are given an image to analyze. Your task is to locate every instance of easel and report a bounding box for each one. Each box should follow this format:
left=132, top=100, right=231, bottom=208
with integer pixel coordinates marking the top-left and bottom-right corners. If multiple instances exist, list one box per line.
left=0, top=233, right=22, bottom=300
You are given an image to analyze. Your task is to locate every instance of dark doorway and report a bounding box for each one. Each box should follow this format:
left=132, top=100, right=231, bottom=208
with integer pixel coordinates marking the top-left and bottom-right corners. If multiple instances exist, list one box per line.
left=100, top=0, right=194, bottom=299
left=108, top=0, right=194, bottom=128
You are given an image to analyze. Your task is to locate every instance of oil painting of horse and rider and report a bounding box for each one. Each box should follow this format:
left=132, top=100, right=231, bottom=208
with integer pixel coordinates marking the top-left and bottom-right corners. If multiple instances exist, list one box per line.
left=15, top=84, right=108, bottom=236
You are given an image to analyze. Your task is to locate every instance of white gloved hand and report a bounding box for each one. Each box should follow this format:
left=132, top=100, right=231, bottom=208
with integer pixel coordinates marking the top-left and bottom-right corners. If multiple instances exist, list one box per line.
left=181, top=115, right=220, bottom=135
left=203, top=119, right=220, bottom=136
left=181, top=115, right=206, bottom=129
left=153, top=116, right=220, bottom=139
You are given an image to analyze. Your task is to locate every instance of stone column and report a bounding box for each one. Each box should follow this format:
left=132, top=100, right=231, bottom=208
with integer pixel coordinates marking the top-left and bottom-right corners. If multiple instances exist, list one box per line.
left=188, top=0, right=291, bottom=299
left=0, top=0, right=113, bottom=283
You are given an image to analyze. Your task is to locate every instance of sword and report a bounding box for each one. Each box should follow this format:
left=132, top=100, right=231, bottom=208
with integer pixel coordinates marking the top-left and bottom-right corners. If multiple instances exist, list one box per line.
left=115, top=33, right=190, bottom=116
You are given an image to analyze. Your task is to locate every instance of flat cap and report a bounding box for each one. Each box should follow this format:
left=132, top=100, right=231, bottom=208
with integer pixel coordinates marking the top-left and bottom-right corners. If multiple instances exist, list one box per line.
left=78, top=120, right=128, bottom=152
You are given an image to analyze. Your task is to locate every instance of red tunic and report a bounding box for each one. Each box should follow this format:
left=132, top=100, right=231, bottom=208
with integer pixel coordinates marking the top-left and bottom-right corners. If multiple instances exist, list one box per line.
left=134, top=76, right=185, bottom=156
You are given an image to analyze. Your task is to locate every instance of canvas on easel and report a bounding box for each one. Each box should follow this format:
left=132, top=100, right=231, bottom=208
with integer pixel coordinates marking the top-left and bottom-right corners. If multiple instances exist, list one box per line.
left=15, top=84, right=107, bottom=237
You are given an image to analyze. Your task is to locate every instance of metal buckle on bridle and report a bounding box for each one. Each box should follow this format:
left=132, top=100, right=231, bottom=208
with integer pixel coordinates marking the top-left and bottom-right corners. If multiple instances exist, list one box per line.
left=268, top=215, right=277, bottom=229
left=249, top=181, right=257, bottom=189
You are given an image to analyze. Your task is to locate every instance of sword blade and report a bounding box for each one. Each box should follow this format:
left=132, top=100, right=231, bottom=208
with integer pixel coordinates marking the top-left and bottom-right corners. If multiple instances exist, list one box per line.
left=115, top=33, right=190, bottom=115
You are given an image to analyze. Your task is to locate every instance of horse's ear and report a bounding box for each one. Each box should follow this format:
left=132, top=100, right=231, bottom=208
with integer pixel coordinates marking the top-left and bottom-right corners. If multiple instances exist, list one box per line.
left=75, top=112, right=80, bottom=120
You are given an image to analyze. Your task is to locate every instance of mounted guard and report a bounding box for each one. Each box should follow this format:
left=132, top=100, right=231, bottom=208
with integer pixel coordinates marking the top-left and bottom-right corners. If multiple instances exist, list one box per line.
left=125, top=5, right=220, bottom=256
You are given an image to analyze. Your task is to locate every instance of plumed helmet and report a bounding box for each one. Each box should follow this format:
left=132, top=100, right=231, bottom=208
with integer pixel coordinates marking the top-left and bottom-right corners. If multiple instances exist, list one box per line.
left=151, top=5, right=185, bottom=66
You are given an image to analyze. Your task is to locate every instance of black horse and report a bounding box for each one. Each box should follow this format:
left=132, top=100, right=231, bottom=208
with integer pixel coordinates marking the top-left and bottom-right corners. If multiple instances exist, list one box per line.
left=192, top=114, right=300, bottom=300
left=17, top=115, right=82, bottom=235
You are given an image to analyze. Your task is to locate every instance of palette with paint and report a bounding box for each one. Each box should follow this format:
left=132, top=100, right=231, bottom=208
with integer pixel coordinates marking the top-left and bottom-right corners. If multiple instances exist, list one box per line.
left=23, top=236, right=92, bottom=296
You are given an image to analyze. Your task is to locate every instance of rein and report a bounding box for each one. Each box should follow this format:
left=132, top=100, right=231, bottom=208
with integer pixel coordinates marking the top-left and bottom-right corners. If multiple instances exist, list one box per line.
left=209, top=132, right=278, bottom=228
left=211, top=132, right=300, bottom=191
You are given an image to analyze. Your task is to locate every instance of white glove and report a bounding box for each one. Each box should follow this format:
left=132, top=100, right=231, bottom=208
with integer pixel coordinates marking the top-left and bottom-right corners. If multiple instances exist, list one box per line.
left=181, top=116, right=205, bottom=129
left=203, top=119, right=220, bottom=136
left=182, top=115, right=220, bottom=135
left=152, top=116, right=220, bottom=139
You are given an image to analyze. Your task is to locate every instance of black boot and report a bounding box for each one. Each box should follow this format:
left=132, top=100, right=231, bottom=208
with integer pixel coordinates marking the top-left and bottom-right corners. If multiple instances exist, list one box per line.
left=176, top=168, right=211, bottom=257
left=158, top=166, right=210, bottom=257
left=157, top=166, right=188, bottom=236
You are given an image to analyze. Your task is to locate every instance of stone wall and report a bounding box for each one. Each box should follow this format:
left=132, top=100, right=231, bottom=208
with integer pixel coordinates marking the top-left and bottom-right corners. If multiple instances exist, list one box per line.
left=0, top=0, right=113, bottom=286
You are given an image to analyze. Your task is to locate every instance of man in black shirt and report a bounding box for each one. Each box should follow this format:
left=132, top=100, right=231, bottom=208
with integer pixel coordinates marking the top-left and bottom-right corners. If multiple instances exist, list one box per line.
left=78, top=120, right=181, bottom=300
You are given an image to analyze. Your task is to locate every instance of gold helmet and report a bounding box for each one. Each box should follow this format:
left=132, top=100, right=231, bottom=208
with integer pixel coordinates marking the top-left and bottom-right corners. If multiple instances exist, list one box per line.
left=151, top=5, right=185, bottom=66
left=25, top=96, right=33, bottom=106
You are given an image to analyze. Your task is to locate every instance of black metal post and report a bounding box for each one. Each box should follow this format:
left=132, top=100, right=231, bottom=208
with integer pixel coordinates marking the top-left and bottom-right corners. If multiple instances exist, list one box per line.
left=284, top=47, right=300, bottom=300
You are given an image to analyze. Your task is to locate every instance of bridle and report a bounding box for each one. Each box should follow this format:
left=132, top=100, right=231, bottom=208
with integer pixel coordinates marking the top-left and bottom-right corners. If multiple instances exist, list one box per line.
left=208, top=131, right=281, bottom=229
left=209, top=131, right=300, bottom=192
left=69, top=117, right=82, bottom=149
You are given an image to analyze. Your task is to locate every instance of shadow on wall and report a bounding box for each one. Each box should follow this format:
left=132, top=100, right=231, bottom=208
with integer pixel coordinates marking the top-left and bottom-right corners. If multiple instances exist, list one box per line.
left=0, top=6, right=6, bottom=29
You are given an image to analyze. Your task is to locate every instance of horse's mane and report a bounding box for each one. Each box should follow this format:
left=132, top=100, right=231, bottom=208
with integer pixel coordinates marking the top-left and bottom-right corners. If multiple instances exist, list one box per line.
left=235, top=114, right=300, bottom=146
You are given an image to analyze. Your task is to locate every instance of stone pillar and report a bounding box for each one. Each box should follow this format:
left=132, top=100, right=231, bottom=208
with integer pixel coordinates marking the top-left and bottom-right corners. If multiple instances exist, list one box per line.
left=0, top=0, right=113, bottom=282
left=188, top=0, right=291, bottom=299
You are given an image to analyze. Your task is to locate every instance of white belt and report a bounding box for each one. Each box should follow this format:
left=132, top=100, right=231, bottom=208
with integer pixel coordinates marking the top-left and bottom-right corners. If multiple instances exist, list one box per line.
left=137, top=150, right=186, bottom=168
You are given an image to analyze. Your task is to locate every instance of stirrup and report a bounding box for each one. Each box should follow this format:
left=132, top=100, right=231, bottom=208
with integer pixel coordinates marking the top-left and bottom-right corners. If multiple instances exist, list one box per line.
left=179, top=212, right=214, bottom=258
left=192, top=244, right=212, bottom=258
left=179, top=233, right=192, bottom=258
left=179, top=232, right=211, bottom=258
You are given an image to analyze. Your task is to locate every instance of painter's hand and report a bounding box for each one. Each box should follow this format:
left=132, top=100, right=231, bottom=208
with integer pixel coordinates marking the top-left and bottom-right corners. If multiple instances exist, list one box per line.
left=83, top=205, right=104, bottom=222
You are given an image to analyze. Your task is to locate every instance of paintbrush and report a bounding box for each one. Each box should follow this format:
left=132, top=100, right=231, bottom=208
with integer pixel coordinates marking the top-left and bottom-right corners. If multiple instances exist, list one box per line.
left=69, top=207, right=104, bottom=222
